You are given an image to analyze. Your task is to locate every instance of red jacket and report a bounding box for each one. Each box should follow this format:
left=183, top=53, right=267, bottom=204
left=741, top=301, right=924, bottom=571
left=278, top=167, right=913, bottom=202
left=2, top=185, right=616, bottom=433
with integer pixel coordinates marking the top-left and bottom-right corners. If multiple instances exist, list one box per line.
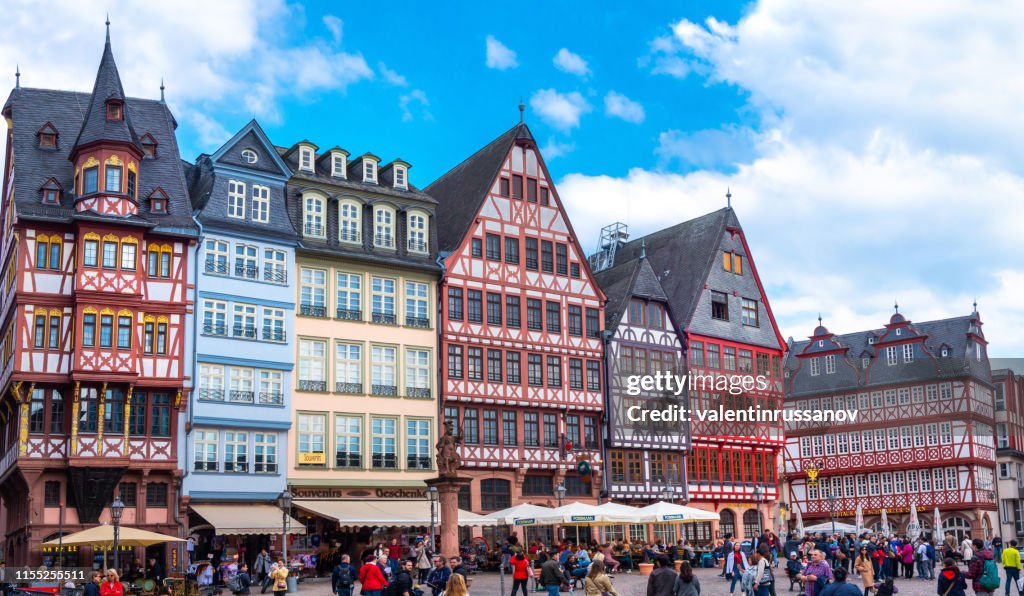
left=511, top=558, right=531, bottom=580
left=358, top=563, right=388, bottom=591
left=100, top=582, right=123, bottom=596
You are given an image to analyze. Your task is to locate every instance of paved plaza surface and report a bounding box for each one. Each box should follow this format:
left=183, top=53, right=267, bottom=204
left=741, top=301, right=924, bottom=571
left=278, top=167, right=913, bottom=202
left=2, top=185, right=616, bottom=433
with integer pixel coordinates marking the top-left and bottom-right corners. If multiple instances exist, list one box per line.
left=291, top=564, right=1014, bottom=595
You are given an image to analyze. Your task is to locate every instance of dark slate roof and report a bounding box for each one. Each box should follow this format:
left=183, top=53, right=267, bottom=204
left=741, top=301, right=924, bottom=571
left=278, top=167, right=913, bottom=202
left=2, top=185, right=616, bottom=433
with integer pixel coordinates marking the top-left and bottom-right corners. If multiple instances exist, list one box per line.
left=3, top=87, right=197, bottom=236
left=425, top=123, right=533, bottom=253
left=278, top=145, right=435, bottom=205
left=72, top=36, right=140, bottom=152
left=784, top=314, right=992, bottom=397
left=594, top=256, right=670, bottom=332
left=613, top=208, right=737, bottom=329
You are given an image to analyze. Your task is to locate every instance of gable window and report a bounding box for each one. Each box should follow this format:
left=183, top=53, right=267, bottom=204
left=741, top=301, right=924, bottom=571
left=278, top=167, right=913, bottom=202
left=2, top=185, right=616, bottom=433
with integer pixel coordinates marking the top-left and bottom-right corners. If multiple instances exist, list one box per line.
left=741, top=298, right=759, bottom=327
left=141, top=134, right=158, bottom=158
left=43, top=188, right=59, bottom=205
left=251, top=185, right=270, bottom=223
left=485, top=234, right=501, bottom=261
left=504, top=238, right=519, bottom=264
left=810, top=357, right=820, bottom=376
left=407, top=211, right=427, bottom=253
left=394, top=165, right=407, bottom=189
left=38, top=124, right=58, bottom=149
left=448, top=288, right=463, bottom=321
left=527, top=179, right=538, bottom=202
left=339, top=200, right=361, bottom=243
left=512, top=175, right=523, bottom=199
left=363, top=159, right=377, bottom=183
left=148, top=190, right=168, bottom=214
left=241, top=149, right=258, bottom=164
left=711, top=291, right=729, bottom=321
left=374, top=206, right=395, bottom=248
left=105, top=164, right=122, bottom=193
left=299, top=147, right=314, bottom=172
left=467, top=290, right=483, bottom=323
left=83, top=167, right=99, bottom=194
left=227, top=180, right=246, bottom=219
left=540, top=187, right=550, bottom=206
left=331, top=152, right=347, bottom=177
left=586, top=308, right=600, bottom=338
left=824, top=354, right=836, bottom=374
left=106, top=101, right=123, bottom=121
left=525, top=237, right=538, bottom=269
left=500, top=177, right=510, bottom=197
left=303, top=193, right=325, bottom=237
left=540, top=241, right=554, bottom=273
left=555, top=244, right=568, bottom=275
left=886, top=346, right=898, bottom=366
left=903, top=343, right=914, bottom=363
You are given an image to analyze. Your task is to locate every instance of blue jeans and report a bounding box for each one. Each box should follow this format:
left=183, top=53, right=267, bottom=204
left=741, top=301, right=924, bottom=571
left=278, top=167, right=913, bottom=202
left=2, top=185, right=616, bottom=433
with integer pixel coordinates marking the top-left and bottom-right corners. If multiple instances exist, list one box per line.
left=335, top=589, right=352, bottom=596
left=362, top=591, right=382, bottom=596
left=1007, top=567, right=1020, bottom=596
left=546, top=585, right=561, bottom=596
left=389, top=558, right=399, bottom=576
left=756, top=585, right=771, bottom=596
left=916, top=560, right=932, bottom=580
left=730, top=571, right=744, bottom=593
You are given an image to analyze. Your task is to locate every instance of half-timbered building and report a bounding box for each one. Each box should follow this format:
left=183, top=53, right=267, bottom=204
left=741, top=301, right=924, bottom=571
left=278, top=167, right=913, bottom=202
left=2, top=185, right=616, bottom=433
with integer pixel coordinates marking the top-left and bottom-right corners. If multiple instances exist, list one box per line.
left=783, top=309, right=997, bottom=541
left=593, top=208, right=786, bottom=540
left=0, top=27, right=196, bottom=566
left=427, top=122, right=606, bottom=517
left=182, top=120, right=299, bottom=557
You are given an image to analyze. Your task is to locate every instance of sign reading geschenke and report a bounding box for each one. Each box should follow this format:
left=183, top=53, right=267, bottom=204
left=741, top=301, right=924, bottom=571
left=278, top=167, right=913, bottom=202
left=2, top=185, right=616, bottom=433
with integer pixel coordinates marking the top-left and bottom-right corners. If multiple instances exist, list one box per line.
left=291, top=487, right=428, bottom=500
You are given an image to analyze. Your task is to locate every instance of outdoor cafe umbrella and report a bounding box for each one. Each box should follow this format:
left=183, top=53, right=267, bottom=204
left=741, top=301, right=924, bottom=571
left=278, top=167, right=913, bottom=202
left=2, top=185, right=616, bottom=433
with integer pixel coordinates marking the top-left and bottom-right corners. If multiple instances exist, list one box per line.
left=795, top=506, right=804, bottom=537
left=636, top=501, right=720, bottom=523
left=880, top=510, right=890, bottom=535
left=907, top=503, right=921, bottom=538
left=855, top=504, right=864, bottom=537
left=43, top=524, right=185, bottom=548
left=934, top=507, right=942, bottom=538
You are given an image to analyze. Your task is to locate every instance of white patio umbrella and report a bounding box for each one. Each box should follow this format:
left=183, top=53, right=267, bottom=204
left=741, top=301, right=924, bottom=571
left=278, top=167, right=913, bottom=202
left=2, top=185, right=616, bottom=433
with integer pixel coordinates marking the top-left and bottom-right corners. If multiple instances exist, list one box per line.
left=795, top=506, right=805, bottom=537
left=855, top=504, right=864, bottom=537
left=637, top=501, right=720, bottom=523
left=803, top=521, right=859, bottom=534
left=907, top=503, right=921, bottom=538
left=486, top=503, right=557, bottom=526
left=934, top=507, right=942, bottom=539
left=880, top=509, right=890, bottom=536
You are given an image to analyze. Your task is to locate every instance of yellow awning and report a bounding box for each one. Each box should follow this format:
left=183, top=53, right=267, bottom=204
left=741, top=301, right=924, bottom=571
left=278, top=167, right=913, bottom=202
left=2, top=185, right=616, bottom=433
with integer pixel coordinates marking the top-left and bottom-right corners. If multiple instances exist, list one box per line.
left=42, top=525, right=184, bottom=548
left=294, top=500, right=496, bottom=527
left=191, top=504, right=306, bottom=535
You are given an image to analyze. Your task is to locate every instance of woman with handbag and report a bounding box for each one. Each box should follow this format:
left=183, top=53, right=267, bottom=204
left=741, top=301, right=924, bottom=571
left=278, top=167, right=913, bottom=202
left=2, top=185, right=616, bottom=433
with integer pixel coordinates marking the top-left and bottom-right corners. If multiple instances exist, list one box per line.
left=269, top=561, right=288, bottom=596
left=726, top=543, right=750, bottom=596
left=583, top=560, right=619, bottom=596
left=854, top=546, right=874, bottom=596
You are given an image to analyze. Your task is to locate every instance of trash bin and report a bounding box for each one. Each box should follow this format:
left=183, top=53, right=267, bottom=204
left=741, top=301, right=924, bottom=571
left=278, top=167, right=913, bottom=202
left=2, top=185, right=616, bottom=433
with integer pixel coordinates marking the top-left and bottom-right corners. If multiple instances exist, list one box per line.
left=286, top=576, right=298, bottom=593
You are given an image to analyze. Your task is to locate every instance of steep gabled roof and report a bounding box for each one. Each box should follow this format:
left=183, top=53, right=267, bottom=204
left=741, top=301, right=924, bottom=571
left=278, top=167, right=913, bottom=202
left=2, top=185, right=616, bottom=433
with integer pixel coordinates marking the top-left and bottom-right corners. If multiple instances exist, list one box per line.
left=595, top=256, right=670, bottom=332
left=613, top=208, right=738, bottom=330
left=426, top=123, right=533, bottom=253
left=72, top=32, right=140, bottom=153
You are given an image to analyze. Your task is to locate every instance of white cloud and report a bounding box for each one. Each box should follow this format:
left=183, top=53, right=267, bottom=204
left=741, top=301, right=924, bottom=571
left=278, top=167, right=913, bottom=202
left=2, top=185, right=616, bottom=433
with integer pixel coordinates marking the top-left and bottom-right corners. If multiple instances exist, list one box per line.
left=603, top=91, right=645, bottom=124
left=378, top=62, right=408, bottom=87
left=540, top=137, right=576, bottom=160
left=322, top=15, right=343, bottom=45
left=553, top=48, right=590, bottom=77
left=485, top=35, right=518, bottom=70
left=559, top=0, right=1024, bottom=356
left=529, top=89, right=591, bottom=132
left=400, top=89, right=431, bottom=123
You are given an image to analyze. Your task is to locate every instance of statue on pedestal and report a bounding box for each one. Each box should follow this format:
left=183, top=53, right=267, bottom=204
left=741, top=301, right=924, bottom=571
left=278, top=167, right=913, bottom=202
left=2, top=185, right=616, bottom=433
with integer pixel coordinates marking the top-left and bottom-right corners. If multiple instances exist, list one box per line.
left=435, top=420, right=463, bottom=477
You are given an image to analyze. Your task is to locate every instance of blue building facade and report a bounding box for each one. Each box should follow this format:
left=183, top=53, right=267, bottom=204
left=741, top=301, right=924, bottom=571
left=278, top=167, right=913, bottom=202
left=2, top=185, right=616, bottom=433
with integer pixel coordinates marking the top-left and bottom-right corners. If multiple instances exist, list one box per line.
left=181, top=121, right=299, bottom=553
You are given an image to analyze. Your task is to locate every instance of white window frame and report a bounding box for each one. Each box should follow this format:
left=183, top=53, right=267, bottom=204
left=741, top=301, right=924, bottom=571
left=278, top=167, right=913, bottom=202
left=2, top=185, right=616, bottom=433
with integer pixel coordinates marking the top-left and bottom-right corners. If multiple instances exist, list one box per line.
left=206, top=239, right=229, bottom=274
left=262, top=307, right=285, bottom=341
left=908, top=470, right=919, bottom=492
left=335, top=415, right=362, bottom=468
left=224, top=431, right=248, bottom=472
left=824, top=354, right=835, bottom=374
left=856, top=474, right=867, bottom=497
left=850, top=431, right=861, bottom=453
left=241, top=149, right=258, bottom=164
left=298, top=413, right=326, bottom=458
left=264, top=249, right=287, bottom=284
left=300, top=267, right=327, bottom=308
left=407, top=419, right=430, bottom=469
left=331, top=152, right=347, bottom=178
left=809, top=357, right=820, bottom=376
left=335, top=343, right=362, bottom=387
left=299, top=146, right=314, bottom=172
left=394, top=165, right=407, bottom=189
left=229, top=366, right=254, bottom=399
left=921, top=469, right=931, bottom=491
left=259, top=370, right=283, bottom=402
left=235, top=243, right=258, bottom=278
left=232, top=303, right=256, bottom=338
left=371, top=345, right=397, bottom=389
left=199, top=364, right=224, bottom=400
left=903, top=343, right=914, bottom=363
left=194, top=429, right=219, bottom=471
left=407, top=210, right=427, bottom=253
left=254, top=432, right=277, bottom=473
left=363, top=158, right=378, bottom=183
left=373, top=206, right=395, bottom=248
left=202, top=299, right=227, bottom=335
left=405, top=281, right=429, bottom=324
left=303, top=192, right=326, bottom=238
left=371, top=276, right=396, bottom=316
left=886, top=346, right=898, bottom=365
left=338, top=199, right=362, bottom=244
left=406, top=348, right=430, bottom=392
left=251, top=185, right=270, bottom=223
left=228, top=180, right=246, bottom=219
left=299, top=339, right=327, bottom=382
left=336, top=272, right=362, bottom=317
left=370, top=416, right=397, bottom=469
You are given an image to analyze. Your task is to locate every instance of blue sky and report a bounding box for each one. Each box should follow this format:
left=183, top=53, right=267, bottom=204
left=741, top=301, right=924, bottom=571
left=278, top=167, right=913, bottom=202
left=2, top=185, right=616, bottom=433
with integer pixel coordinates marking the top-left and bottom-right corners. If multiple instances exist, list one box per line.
left=4, top=0, right=1024, bottom=356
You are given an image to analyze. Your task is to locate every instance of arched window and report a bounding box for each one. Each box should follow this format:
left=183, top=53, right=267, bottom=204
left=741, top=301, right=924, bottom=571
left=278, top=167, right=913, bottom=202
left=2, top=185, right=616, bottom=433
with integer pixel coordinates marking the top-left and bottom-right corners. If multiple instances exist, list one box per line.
left=719, top=508, right=736, bottom=539
left=480, top=478, right=511, bottom=512
left=338, top=199, right=362, bottom=244
left=942, top=516, right=972, bottom=544
left=303, top=192, right=326, bottom=238
left=743, top=509, right=762, bottom=537
left=373, top=206, right=395, bottom=248
left=407, top=210, right=428, bottom=254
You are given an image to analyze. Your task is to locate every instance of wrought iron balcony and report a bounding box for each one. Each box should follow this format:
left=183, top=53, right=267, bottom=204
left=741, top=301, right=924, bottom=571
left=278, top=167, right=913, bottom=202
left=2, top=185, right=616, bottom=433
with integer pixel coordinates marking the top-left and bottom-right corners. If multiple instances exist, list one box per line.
left=205, top=259, right=228, bottom=275
left=197, top=388, right=224, bottom=401
left=371, top=453, right=397, bottom=469
left=304, top=223, right=324, bottom=237
left=262, top=327, right=286, bottom=342
left=228, top=390, right=255, bottom=403
left=407, top=239, right=427, bottom=253
left=335, top=382, right=363, bottom=394
left=232, top=324, right=257, bottom=339
left=405, top=316, right=430, bottom=328
left=298, top=379, right=328, bottom=393
left=372, top=312, right=396, bottom=325
left=258, top=391, right=284, bottom=405
left=224, top=461, right=248, bottom=473
left=299, top=304, right=327, bottom=318
left=339, top=230, right=361, bottom=244
left=336, top=308, right=362, bottom=322
left=374, top=234, right=394, bottom=248
left=202, top=323, right=227, bottom=336
left=336, top=452, right=362, bottom=468
left=234, top=263, right=259, bottom=280
left=406, top=387, right=431, bottom=399
left=263, top=266, right=287, bottom=284
left=194, top=461, right=218, bottom=472
left=407, top=455, right=431, bottom=470
left=254, top=462, right=278, bottom=474
left=372, top=384, right=398, bottom=397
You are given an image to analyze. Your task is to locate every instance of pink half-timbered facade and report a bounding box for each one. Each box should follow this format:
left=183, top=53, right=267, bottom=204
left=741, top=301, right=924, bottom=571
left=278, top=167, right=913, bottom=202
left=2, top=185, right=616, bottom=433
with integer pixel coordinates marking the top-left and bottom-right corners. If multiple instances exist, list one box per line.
left=427, top=123, right=606, bottom=513
left=783, top=310, right=997, bottom=541
left=0, top=28, right=196, bottom=566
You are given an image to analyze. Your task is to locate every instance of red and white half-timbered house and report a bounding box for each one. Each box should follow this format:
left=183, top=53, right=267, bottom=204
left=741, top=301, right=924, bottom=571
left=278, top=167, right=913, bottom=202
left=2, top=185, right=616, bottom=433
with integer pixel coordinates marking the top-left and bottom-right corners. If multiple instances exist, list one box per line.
left=783, top=310, right=997, bottom=541
left=426, top=123, right=606, bottom=518
left=0, top=27, right=196, bottom=566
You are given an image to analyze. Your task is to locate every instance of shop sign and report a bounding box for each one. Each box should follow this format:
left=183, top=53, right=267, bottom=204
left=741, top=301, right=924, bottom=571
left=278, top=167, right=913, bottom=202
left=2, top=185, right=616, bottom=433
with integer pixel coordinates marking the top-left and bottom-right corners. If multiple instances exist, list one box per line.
left=298, top=453, right=325, bottom=465
left=291, top=486, right=427, bottom=499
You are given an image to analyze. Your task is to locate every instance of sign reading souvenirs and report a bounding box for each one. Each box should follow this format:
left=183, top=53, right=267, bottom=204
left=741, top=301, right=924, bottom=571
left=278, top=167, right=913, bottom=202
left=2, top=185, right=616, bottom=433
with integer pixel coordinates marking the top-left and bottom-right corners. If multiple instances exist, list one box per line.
left=292, top=487, right=428, bottom=499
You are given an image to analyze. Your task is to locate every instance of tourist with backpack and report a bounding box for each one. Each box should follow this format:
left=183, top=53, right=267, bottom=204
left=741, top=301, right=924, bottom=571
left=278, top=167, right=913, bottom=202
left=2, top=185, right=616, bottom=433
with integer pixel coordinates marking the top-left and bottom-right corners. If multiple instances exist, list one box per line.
left=965, top=539, right=999, bottom=596
left=938, top=558, right=968, bottom=596
left=331, top=554, right=357, bottom=596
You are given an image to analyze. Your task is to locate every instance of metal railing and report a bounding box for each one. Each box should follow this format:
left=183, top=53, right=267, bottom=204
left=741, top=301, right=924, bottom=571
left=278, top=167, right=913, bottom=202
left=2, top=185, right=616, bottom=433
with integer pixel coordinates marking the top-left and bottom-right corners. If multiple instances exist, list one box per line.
left=371, top=312, right=397, bottom=325
left=234, top=263, right=259, bottom=279
left=262, top=327, right=286, bottom=342
left=198, top=388, right=224, bottom=401
left=228, top=390, right=255, bottom=403
left=202, top=323, right=227, bottom=336
left=232, top=324, right=257, bottom=339
left=336, top=308, right=362, bottom=321
left=258, top=391, right=284, bottom=405
left=205, top=260, right=228, bottom=275
left=304, top=223, right=324, bottom=237
left=336, top=382, right=363, bottom=394
left=407, top=239, right=427, bottom=253
left=300, top=304, right=327, bottom=318
left=298, top=379, right=327, bottom=392
left=264, top=266, right=287, bottom=284
left=254, top=462, right=278, bottom=474
left=372, top=384, right=398, bottom=397
left=405, top=316, right=429, bottom=328
left=224, top=461, right=248, bottom=473
left=406, top=387, right=431, bottom=399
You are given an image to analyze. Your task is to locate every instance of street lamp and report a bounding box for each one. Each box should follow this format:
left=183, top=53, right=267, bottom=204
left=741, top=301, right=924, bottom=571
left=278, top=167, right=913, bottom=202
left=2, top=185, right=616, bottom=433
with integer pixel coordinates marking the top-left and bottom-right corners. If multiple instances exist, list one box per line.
left=110, top=495, right=125, bottom=572
left=826, top=493, right=838, bottom=536
left=427, top=486, right=438, bottom=555
left=277, top=489, right=293, bottom=563
left=555, top=484, right=567, bottom=507
left=752, top=485, right=764, bottom=535
left=661, top=486, right=674, bottom=503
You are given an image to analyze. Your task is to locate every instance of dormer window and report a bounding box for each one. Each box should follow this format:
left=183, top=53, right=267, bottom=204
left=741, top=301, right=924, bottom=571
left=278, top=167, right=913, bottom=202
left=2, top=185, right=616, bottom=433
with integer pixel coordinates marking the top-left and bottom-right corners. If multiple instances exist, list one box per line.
left=394, top=165, right=407, bottom=189
left=106, top=100, right=123, bottom=121
left=40, top=178, right=62, bottom=205
left=299, top=147, right=314, bottom=172
left=141, top=133, right=158, bottom=158
left=148, top=188, right=169, bottom=215
left=941, top=348, right=949, bottom=357
left=331, top=152, right=347, bottom=178
left=373, top=205, right=395, bottom=248
left=363, top=159, right=377, bottom=184
left=37, top=123, right=59, bottom=149
left=868, top=337, right=875, bottom=344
